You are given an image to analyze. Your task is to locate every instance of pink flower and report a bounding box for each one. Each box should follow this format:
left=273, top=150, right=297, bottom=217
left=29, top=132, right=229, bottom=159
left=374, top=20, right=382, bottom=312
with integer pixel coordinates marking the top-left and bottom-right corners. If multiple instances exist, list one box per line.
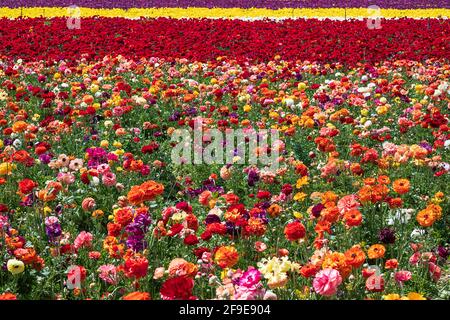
left=313, top=268, right=342, bottom=296
left=102, top=172, right=116, bottom=187
left=254, top=241, right=267, bottom=252
left=233, top=284, right=265, bottom=300
left=153, top=267, right=165, bottom=280
left=57, top=172, right=75, bottom=185
left=337, top=194, right=360, bottom=214
left=428, top=262, right=441, bottom=281
left=74, top=231, right=93, bottom=250
left=394, top=270, right=412, bottom=284
left=409, top=252, right=421, bottom=265
left=81, top=197, right=96, bottom=212
left=263, top=290, right=277, bottom=300
left=97, top=164, right=110, bottom=174
left=239, top=267, right=262, bottom=288
left=88, top=251, right=101, bottom=260
left=98, top=264, right=118, bottom=285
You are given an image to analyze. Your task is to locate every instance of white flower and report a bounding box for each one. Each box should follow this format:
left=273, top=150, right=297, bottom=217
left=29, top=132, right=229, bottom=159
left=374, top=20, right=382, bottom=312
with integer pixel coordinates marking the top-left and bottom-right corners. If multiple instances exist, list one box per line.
left=12, top=139, right=22, bottom=148
left=364, top=120, right=372, bottom=127
left=90, top=176, right=100, bottom=186
left=410, top=229, right=425, bottom=238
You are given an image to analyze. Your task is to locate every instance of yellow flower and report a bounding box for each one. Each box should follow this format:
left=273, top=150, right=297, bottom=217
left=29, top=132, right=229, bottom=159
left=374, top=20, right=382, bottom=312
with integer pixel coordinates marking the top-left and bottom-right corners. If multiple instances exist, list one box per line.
left=0, top=162, right=16, bottom=175
left=43, top=206, right=52, bottom=215
left=376, top=105, right=388, bottom=115
left=383, top=294, right=401, bottom=300
left=172, top=211, right=187, bottom=222
left=7, top=259, right=25, bottom=275
left=114, top=149, right=124, bottom=156
left=269, top=112, right=279, bottom=119
left=243, top=105, right=251, bottom=112
left=293, top=211, right=303, bottom=219
left=293, top=192, right=307, bottom=202
left=296, top=176, right=309, bottom=189
left=92, top=209, right=104, bottom=218
left=100, top=140, right=109, bottom=148
left=297, top=82, right=307, bottom=91
left=0, top=140, right=3, bottom=149
left=0, top=7, right=449, bottom=19
left=406, top=292, right=426, bottom=300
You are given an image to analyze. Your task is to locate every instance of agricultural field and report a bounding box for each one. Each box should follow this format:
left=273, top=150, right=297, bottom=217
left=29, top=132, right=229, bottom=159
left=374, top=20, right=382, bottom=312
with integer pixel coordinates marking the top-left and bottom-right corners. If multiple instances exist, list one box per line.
left=0, top=1, right=448, bottom=301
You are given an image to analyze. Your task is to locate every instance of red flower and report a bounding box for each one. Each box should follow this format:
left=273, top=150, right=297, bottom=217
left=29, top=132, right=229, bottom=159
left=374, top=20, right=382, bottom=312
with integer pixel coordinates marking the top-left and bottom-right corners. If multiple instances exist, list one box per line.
left=18, top=179, right=38, bottom=195
left=184, top=234, right=199, bottom=246
left=284, top=221, right=306, bottom=241
left=123, top=256, right=148, bottom=279
left=168, top=223, right=184, bottom=237
left=256, top=190, right=271, bottom=199
left=160, top=276, right=194, bottom=300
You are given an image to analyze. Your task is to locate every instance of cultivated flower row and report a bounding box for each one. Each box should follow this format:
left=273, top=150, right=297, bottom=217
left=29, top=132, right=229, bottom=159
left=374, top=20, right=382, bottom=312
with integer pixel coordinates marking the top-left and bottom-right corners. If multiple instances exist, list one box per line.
left=0, top=18, right=449, bottom=66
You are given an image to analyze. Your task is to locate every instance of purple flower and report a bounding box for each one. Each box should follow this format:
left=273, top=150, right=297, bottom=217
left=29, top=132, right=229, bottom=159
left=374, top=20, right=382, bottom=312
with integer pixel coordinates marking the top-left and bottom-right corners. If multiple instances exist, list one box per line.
left=437, top=246, right=449, bottom=260
left=45, top=216, right=62, bottom=243
left=379, top=227, right=396, bottom=244
left=312, top=203, right=325, bottom=218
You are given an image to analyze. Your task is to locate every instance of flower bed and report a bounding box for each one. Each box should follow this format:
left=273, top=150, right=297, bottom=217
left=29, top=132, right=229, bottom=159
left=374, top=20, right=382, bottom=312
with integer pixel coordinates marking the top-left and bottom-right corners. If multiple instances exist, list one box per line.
left=0, top=56, right=448, bottom=300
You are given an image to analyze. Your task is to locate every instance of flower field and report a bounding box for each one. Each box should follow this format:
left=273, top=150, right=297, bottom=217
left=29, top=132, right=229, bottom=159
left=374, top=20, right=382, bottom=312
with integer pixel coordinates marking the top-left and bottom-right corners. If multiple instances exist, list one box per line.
left=0, top=1, right=449, bottom=301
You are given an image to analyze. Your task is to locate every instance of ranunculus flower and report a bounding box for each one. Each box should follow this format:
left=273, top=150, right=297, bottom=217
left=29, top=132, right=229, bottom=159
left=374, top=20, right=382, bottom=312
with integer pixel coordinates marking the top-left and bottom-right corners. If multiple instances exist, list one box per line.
left=313, top=268, right=342, bottom=296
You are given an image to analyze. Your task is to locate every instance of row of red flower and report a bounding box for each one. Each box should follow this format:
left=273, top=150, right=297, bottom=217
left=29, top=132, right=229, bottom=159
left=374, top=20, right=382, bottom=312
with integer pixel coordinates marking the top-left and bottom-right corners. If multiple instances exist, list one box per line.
left=0, top=18, right=449, bottom=65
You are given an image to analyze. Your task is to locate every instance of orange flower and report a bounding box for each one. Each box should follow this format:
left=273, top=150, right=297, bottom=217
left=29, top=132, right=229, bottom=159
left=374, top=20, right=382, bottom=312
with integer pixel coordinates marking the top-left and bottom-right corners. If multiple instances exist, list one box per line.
left=385, top=259, right=399, bottom=269
left=168, top=258, right=198, bottom=278
left=416, top=208, right=436, bottom=227
left=322, top=206, right=340, bottom=223
left=127, top=180, right=164, bottom=205
left=267, top=203, right=282, bottom=217
left=388, top=197, right=403, bottom=208
left=214, top=246, right=239, bottom=269
left=363, top=177, right=376, bottom=186
left=37, top=181, right=63, bottom=202
left=245, top=217, right=267, bottom=237
left=358, top=184, right=389, bottom=204
left=343, top=209, right=363, bottom=227
left=13, top=248, right=37, bottom=265
left=0, top=293, right=17, bottom=300
left=392, top=179, right=410, bottom=195
left=367, top=244, right=386, bottom=259
left=114, top=207, right=133, bottom=227
left=345, top=246, right=366, bottom=268
left=322, top=191, right=338, bottom=203
left=122, top=291, right=151, bottom=300
left=12, top=121, right=28, bottom=133
left=377, top=175, right=391, bottom=185
left=127, top=185, right=145, bottom=205
left=426, top=204, right=442, bottom=220
left=322, top=252, right=351, bottom=278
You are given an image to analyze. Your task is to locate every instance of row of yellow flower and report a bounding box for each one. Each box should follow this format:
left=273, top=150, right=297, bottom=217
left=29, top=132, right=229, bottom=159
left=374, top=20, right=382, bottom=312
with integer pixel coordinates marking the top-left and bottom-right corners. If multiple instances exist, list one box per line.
left=0, top=7, right=449, bottom=19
